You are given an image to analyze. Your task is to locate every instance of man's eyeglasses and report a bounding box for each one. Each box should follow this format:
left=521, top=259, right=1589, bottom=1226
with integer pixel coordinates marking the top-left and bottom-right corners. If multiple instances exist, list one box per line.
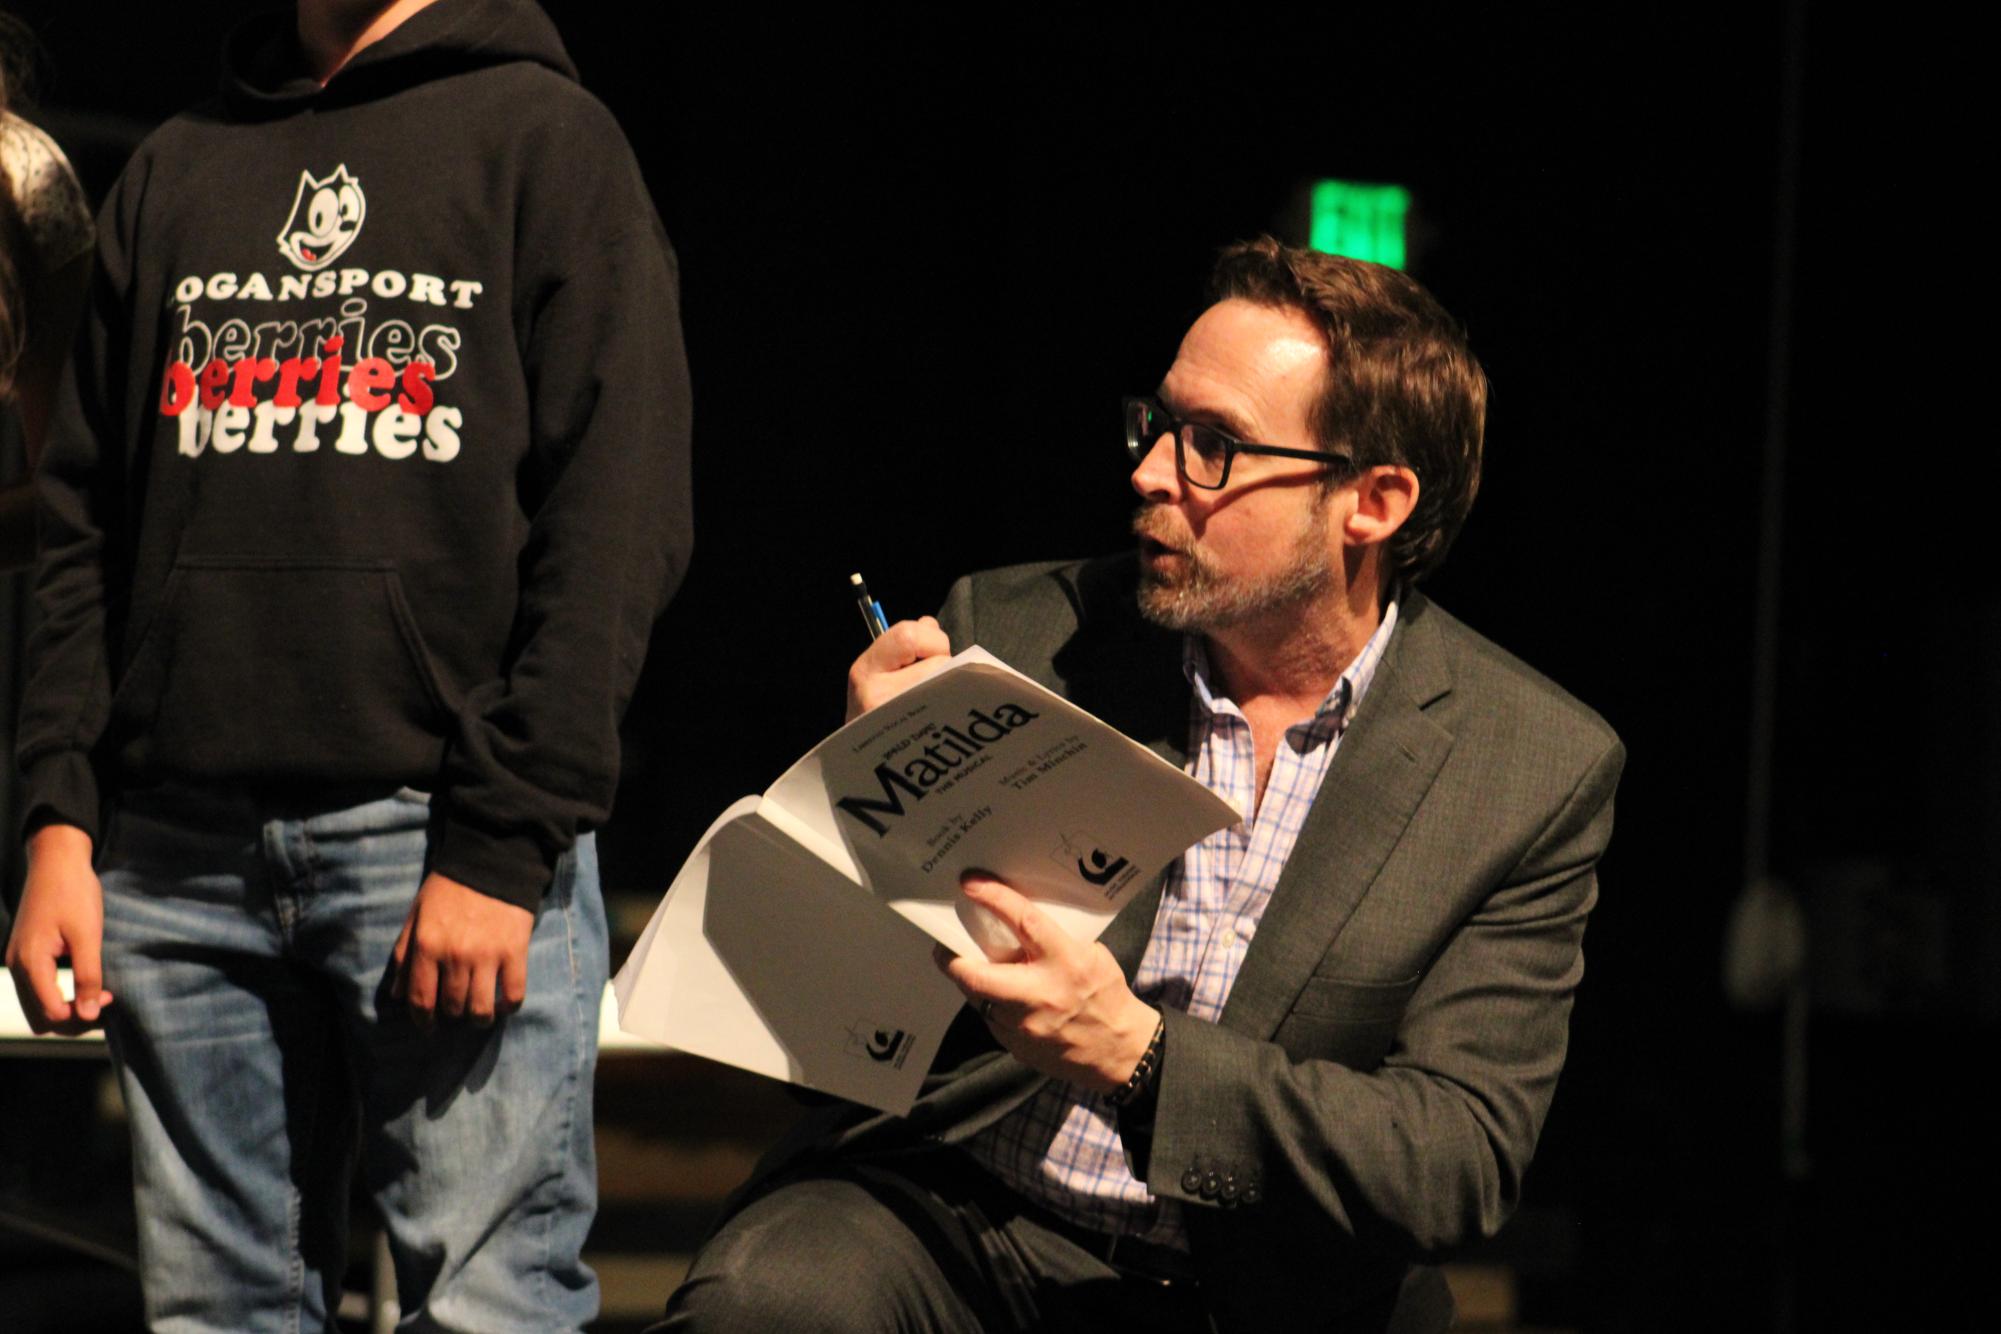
left=1122, top=396, right=1353, bottom=490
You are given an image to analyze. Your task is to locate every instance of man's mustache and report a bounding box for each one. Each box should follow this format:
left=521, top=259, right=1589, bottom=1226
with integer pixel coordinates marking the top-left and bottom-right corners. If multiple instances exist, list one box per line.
left=1131, top=506, right=1192, bottom=555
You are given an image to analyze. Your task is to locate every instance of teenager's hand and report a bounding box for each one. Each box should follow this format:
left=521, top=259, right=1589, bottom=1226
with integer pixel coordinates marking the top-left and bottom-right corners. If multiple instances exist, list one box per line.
left=391, top=872, right=534, bottom=1027
left=845, top=616, right=954, bottom=722
left=934, top=872, right=1158, bottom=1095
left=4, top=824, right=112, bottom=1035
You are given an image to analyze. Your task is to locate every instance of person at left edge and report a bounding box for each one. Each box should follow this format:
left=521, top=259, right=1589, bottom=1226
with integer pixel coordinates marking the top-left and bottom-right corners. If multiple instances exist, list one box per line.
left=3, top=1, right=692, bottom=1329
left=1, top=17, right=94, bottom=572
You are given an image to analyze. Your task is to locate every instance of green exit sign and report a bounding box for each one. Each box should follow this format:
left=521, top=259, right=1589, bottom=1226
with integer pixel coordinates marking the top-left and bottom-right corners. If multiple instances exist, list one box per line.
left=1308, top=179, right=1412, bottom=270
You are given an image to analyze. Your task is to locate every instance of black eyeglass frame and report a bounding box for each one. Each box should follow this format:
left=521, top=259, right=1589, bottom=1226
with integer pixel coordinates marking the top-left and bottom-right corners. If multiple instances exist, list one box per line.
left=1122, top=395, right=1354, bottom=490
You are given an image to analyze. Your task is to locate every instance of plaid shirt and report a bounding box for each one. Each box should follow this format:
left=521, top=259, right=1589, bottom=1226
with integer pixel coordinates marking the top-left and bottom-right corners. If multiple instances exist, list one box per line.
left=961, top=600, right=1400, bottom=1246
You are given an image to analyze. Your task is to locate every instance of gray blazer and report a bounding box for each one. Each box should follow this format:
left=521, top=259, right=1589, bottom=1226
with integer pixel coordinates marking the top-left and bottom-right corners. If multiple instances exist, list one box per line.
left=774, top=554, right=1624, bottom=1333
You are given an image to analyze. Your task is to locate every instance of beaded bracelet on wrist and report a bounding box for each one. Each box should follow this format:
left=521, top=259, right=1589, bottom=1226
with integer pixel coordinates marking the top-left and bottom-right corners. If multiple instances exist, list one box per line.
left=1106, top=1013, right=1166, bottom=1108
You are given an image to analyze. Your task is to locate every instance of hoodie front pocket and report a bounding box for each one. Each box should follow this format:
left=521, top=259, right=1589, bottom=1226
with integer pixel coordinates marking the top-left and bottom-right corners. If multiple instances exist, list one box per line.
left=112, top=557, right=457, bottom=785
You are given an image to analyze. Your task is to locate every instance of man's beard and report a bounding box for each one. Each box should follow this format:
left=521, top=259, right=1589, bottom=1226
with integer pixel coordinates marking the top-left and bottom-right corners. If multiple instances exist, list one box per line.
left=1132, top=500, right=1335, bottom=633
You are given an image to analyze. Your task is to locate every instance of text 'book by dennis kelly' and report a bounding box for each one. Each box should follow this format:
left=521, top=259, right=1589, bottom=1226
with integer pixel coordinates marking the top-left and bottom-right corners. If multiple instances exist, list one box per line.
left=613, top=647, right=1239, bottom=1114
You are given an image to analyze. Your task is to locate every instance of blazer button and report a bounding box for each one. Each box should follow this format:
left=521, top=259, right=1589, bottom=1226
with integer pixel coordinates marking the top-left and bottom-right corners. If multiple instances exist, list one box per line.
left=1220, top=1174, right=1239, bottom=1202
left=1243, top=1183, right=1262, bottom=1205
left=1181, top=1167, right=1203, bottom=1194
left=1202, top=1170, right=1222, bottom=1198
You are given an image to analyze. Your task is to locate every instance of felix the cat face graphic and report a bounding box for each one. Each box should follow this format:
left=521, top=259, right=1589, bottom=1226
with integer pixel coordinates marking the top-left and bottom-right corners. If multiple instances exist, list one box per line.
left=276, top=165, right=366, bottom=271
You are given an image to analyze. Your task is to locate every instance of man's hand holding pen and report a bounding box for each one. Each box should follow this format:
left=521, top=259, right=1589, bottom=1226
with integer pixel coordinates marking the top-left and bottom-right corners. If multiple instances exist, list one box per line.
left=845, top=615, right=955, bottom=721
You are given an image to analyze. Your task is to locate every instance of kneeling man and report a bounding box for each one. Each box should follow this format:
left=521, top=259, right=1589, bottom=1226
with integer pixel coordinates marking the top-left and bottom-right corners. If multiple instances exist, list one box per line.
left=660, top=237, right=1623, bottom=1333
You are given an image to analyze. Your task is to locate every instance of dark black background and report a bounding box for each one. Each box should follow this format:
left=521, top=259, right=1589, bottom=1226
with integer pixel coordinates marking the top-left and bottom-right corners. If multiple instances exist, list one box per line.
left=5, top=2, right=1985, bottom=1327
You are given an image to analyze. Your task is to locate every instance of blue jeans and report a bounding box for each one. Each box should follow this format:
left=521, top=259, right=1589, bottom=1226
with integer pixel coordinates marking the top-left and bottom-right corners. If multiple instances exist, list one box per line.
left=98, top=787, right=605, bottom=1333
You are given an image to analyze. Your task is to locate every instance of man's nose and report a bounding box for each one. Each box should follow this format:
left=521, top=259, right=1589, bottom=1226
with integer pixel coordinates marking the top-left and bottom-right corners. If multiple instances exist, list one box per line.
left=1130, top=431, right=1180, bottom=501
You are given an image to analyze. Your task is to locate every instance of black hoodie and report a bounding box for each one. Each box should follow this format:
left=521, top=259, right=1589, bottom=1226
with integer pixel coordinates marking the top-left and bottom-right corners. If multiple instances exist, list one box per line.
left=18, top=0, right=693, bottom=909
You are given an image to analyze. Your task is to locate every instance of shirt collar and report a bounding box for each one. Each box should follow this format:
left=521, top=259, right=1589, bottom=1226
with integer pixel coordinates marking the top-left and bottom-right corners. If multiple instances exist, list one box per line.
left=1182, top=594, right=1401, bottom=734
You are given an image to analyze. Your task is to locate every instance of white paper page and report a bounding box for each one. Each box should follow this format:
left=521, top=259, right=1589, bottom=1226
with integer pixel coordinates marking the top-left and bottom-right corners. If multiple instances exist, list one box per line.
left=613, top=797, right=965, bottom=1116
left=611, top=798, right=762, bottom=1033
left=763, top=648, right=1240, bottom=958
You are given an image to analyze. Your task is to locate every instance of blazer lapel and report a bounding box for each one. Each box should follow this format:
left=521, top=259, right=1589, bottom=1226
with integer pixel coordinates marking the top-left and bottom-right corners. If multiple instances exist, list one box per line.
left=1063, top=627, right=1187, bottom=977
left=1218, top=596, right=1457, bottom=1040
left=1056, top=620, right=1189, bottom=768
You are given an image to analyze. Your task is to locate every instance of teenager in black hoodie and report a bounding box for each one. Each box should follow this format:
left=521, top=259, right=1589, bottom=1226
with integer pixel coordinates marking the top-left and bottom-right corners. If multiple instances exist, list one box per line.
left=4, top=2, right=691, bottom=1326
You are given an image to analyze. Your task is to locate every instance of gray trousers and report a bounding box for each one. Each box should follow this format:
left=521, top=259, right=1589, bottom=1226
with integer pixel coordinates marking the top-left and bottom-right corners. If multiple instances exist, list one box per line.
left=654, top=1150, right=1216, bottom=1333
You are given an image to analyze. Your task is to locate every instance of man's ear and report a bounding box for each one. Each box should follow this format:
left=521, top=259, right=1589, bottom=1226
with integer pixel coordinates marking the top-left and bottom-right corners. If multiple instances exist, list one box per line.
left=1341, top=465, right=1420, bottom=550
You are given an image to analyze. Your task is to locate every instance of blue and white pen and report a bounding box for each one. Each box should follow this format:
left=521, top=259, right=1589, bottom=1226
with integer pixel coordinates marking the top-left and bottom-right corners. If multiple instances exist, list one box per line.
left=850, top=572, right=889, bottom=640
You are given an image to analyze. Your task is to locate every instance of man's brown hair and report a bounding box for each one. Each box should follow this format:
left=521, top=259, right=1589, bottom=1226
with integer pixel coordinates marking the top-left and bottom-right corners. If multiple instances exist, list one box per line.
left=1208, top=236, right=1487, bottom=584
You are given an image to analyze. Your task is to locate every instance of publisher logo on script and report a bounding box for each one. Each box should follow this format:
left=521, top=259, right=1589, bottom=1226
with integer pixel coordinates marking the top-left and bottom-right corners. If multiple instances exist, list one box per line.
left=1052, top=831, right=1135, bottom=896
left=846, top=1022, right=914, bottom=1069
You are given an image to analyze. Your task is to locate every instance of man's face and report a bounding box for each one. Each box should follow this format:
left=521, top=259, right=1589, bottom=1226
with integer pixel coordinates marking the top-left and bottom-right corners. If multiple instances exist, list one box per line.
left=1132, top=299, right=1340, bottom=633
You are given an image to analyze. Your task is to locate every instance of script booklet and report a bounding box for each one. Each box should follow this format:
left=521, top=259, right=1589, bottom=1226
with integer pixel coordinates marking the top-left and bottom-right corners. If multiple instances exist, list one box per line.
left=613, top=646, right=1240, bottom=1115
